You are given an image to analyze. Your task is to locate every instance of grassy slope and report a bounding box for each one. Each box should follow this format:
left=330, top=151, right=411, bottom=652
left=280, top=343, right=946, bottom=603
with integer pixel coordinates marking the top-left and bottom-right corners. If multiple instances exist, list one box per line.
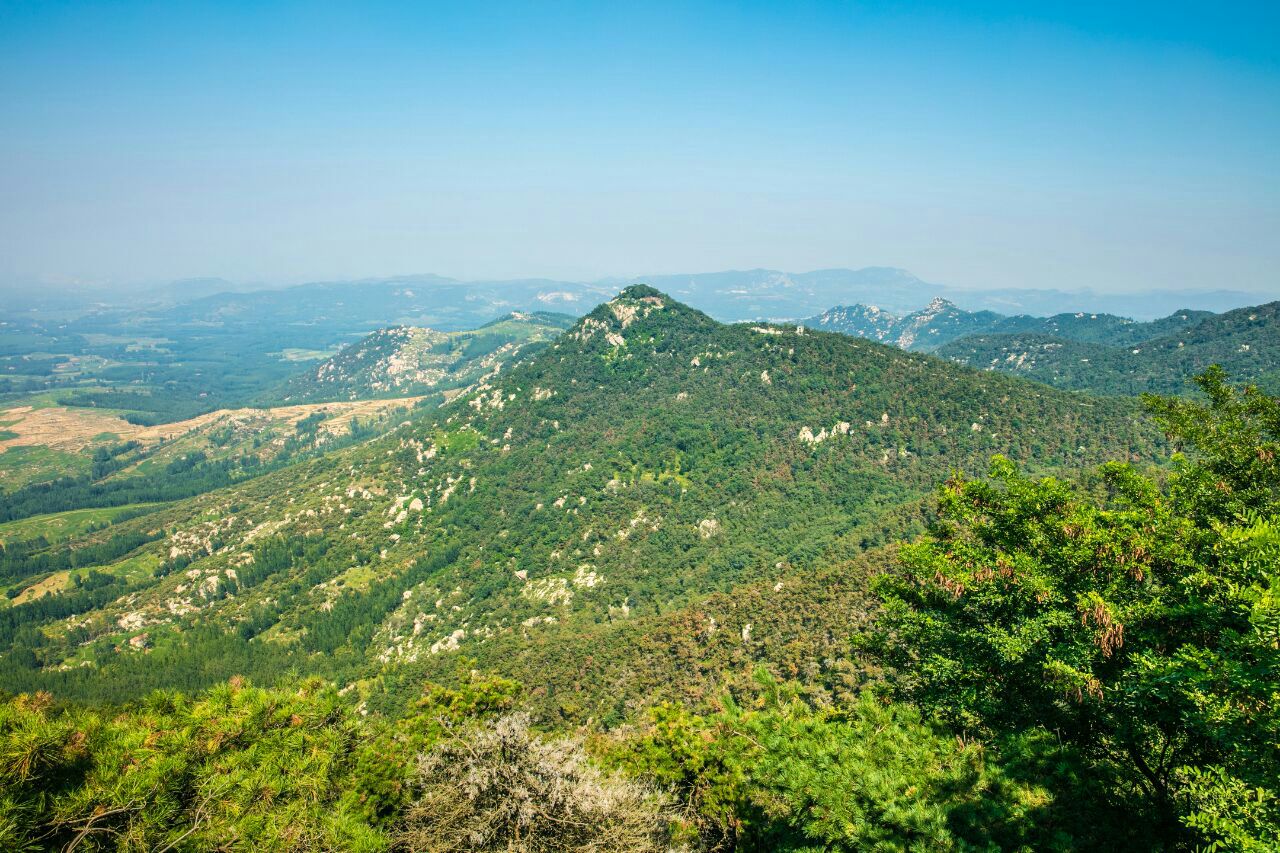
left=0, top=504, right=166, bottom=546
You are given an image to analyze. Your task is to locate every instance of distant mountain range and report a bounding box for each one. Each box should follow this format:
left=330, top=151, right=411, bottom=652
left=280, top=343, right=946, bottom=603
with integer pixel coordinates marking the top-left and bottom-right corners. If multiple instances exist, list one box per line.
left=803, top=296, right=1279, bottom=396
left=625, top=268, right=1264, bottom=320
left=6, top=267, right=1270, bottom=327
left=803, top=299, right=1213, bottom=353
left=152, top=275, right=612, bottom=333
left=935, top=300, right=1280, bottom=396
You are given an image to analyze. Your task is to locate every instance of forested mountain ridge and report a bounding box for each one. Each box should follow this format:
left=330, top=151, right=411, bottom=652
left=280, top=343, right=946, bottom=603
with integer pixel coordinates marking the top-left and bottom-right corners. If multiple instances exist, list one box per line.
left=276, top=311, right=573, bottom=403
left=0, top=286, right=1165, bottom=712
left=804, top=298, right=1215, bottom=353
left=937, top=299, right=1280, bottom=395
left=1, top=268, right=1250, bottom=432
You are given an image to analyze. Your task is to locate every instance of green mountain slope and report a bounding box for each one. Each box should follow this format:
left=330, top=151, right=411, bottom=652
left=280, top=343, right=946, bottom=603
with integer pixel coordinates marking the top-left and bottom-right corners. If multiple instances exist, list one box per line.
left=0, top=287, right=1166, bottom=712
left=804, top=299, right=1214, bottom=353
left=984, top=306, right=1212, bottom=347
left=937, top=300, right=1280, bottom=395
left=277, top=311, right=574, bottom=403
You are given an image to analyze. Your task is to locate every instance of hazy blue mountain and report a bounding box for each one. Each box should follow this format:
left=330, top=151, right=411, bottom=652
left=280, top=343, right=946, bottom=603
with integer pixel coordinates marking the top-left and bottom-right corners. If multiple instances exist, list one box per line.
left=8, top=267, right=1264, bottom=330
left=621, top=267, right=938, bottom=319
left=159, top=275, right=612, bottom=332
left=623, top=268, right=1265, bottom=320
left=935, top=287, right=1255, bottom=319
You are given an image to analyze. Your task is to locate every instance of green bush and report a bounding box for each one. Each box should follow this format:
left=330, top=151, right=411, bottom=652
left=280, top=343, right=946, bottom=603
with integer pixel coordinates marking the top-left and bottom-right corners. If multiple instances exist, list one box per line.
left=876, top=368, right=1280, bottom=849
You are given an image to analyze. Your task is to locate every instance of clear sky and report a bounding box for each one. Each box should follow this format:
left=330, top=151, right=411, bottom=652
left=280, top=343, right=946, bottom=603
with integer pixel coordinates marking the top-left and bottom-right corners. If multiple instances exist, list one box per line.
left=1, top=1, right=1278, bottom=294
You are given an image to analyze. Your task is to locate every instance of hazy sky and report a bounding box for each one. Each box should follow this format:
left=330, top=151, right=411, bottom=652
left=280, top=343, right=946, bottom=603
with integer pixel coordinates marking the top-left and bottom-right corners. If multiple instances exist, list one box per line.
left=2, top=1, right=1278, bottom=294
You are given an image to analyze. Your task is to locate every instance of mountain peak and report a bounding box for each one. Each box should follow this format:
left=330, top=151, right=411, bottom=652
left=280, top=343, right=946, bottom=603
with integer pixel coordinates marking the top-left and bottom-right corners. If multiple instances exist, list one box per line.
left=564, top=286, right=716, bottom=350
left=615, top=283, right=667, bottom=301
left=803, top=298, right=984, bottom=352
left=604, top=286, right=717, bottom=327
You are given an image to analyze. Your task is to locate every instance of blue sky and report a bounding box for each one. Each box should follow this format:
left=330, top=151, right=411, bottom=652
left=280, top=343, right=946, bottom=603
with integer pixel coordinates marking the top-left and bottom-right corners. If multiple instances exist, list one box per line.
left=1, top=1, right=1278, bottom=294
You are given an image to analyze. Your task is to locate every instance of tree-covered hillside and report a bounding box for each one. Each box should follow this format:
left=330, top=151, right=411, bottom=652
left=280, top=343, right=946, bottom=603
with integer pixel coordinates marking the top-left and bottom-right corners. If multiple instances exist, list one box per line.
left=937, top=300, right=1280, bottom=395
left=3, top=361, right=1274, bottom=852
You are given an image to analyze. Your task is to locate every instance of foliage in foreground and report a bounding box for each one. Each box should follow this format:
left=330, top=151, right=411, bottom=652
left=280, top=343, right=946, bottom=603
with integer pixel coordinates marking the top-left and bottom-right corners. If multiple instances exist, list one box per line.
left=0, top=675, right=677, bottom=852
left=607, top=672, right=1062, bottom=852
left=0, top=679, right=383, bottom=851
left=877, top=367, right=1280, bottom=850
left=2, top=671, right=1057, bottom=852
left=0, top=674, right=520, bottom=852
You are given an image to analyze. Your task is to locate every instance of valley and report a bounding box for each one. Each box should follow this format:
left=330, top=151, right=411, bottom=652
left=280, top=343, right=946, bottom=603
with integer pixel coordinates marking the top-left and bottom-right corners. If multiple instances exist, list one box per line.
left=0, top=396, right=421, bottom=496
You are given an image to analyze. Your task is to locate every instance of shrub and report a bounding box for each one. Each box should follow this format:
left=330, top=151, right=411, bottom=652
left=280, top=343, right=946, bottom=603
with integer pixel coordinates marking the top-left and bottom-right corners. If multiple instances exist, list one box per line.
left=396, top=713, right=674, bottom=852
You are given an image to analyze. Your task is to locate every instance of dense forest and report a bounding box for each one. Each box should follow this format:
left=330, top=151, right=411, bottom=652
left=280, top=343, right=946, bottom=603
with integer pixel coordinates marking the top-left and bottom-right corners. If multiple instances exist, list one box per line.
left=936, top=301, right=1280, bottom=395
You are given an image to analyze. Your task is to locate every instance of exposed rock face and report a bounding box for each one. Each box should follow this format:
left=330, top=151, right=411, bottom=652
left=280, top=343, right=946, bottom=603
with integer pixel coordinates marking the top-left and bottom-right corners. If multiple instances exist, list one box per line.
left=284, top=313, right=572, bottom=402
left=803, top=298, right=988, bottom=352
